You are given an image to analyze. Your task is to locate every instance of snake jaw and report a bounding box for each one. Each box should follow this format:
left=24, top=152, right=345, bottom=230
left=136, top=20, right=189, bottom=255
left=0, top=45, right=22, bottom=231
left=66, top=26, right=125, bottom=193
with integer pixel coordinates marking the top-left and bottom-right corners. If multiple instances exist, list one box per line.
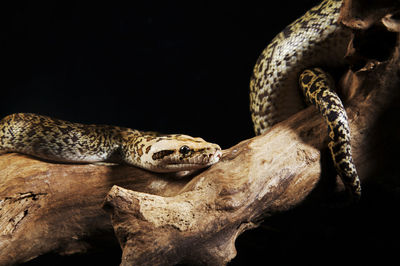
left=161, top=148, right=222, bottom=171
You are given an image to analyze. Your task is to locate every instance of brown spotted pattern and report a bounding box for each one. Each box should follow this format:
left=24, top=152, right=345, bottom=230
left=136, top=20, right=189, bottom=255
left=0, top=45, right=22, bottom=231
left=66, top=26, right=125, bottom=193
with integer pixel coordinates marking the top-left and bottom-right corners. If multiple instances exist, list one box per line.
left=250, top=0, right=351, bottom=135
left=299, top=68, right=361, bottom=200
left=0, top=113, right=221, bottom=172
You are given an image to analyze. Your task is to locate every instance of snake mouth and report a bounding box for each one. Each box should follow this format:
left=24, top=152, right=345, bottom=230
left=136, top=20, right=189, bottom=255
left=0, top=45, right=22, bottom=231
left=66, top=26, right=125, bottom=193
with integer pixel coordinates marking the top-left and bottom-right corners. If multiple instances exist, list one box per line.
left=178, top=149, right=222, bottom=165
left=160, top=149, right=222, bottom=171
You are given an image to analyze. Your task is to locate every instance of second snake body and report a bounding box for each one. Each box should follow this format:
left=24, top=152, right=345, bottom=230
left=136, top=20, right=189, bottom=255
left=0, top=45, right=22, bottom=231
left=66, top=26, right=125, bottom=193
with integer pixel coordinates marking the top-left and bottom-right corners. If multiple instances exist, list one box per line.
left=250, top=0, right=361, bottom=199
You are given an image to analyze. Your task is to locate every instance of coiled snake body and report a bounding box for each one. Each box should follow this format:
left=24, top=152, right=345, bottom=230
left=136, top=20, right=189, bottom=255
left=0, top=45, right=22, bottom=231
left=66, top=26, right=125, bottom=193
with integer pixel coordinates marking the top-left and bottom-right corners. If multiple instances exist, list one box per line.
left=0, top=113, right=221, bottom=172
left=250, top=0, right=361, bottom=200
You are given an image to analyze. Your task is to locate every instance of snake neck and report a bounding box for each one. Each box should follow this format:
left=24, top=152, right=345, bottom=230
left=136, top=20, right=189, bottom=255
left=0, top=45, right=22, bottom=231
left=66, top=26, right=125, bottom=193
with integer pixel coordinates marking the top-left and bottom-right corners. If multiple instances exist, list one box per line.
left=117, top=129, right=155, bottom=166
left=250, top=0, right=352, bottom=135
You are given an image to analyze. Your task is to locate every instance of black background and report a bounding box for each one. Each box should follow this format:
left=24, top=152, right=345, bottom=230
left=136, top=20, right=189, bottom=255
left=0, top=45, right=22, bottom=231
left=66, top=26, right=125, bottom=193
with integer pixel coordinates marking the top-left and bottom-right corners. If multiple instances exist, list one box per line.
left=3, top=1, right=399, bottom=266
left=3, top=0, right=321, bottom=149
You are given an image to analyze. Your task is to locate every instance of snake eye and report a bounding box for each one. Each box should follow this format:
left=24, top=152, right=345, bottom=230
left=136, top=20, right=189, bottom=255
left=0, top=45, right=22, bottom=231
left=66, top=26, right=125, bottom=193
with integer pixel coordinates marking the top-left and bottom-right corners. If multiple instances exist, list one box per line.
left=179, top=145, right=191, bottom=155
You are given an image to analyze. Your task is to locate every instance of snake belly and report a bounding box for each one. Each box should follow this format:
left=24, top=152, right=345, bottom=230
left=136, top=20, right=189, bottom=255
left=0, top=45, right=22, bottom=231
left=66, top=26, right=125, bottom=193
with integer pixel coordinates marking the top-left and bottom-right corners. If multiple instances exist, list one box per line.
left=250, top=0, right=361, bottom=200
left=0, top=113, right=221, bottom=172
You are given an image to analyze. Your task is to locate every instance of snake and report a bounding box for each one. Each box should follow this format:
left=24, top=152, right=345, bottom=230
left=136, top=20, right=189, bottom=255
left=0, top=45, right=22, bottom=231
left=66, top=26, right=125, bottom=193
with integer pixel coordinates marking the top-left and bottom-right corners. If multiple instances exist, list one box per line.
left=0, top=113, right=221, bottom=172
left=250, top=0, right=361, bottom=200
left=1, top=0, right=360, bottom=199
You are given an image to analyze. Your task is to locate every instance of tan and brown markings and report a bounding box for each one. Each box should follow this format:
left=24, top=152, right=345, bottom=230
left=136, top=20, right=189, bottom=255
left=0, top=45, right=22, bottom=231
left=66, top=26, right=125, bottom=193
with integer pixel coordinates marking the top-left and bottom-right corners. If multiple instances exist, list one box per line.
left=250, top=0, right=361, bottom=200
left=0, top=113, right=221, bottom=172
left=250, top=0, right=349, bottom=135
left=299, top=68, right=361, bottom=200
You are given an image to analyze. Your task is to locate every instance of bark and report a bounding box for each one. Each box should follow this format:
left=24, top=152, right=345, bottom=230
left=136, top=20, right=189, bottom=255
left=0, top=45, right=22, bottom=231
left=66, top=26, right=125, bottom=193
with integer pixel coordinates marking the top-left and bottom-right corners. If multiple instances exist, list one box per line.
left=0, top=0, right=399, bottom=265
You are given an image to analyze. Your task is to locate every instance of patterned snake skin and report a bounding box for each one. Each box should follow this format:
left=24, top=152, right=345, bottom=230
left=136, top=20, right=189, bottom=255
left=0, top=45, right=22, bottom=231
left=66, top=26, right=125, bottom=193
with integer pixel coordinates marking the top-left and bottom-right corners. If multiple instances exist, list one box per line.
left=0, top=113, right=221, bottom=172
left=250, top=0, right=361, bottom=200
left=0, top=0, right=360, bottom=199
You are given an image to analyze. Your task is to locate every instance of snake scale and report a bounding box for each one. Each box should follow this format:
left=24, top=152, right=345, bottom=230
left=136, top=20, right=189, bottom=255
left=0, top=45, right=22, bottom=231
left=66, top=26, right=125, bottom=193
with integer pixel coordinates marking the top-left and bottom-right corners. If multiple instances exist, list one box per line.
left=250, top=0, right=361, bottom=200
left=1, top=0, right=360, bottom=200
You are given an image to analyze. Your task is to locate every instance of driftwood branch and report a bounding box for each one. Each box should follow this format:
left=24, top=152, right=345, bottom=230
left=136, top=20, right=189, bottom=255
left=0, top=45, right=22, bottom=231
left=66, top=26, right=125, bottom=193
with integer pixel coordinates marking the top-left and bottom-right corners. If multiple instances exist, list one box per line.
left=1, top=0, right=400, bottom=265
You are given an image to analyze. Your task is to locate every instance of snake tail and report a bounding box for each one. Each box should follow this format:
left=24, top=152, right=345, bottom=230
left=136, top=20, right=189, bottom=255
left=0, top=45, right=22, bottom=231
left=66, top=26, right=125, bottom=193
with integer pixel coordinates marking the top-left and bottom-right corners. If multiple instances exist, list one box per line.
left=299, top=67, right=361, bottom=200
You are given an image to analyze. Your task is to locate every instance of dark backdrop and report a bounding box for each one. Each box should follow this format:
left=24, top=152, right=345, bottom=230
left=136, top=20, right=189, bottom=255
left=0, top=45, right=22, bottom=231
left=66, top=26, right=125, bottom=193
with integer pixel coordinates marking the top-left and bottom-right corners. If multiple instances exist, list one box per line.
left=3, top=0, right=320, bottom=149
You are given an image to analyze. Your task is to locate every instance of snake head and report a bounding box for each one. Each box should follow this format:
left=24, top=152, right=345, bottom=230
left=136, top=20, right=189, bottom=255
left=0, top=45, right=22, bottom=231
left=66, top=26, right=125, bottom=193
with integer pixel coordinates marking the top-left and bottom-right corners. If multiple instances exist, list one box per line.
left=129, top=134, right=222, bottom=172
